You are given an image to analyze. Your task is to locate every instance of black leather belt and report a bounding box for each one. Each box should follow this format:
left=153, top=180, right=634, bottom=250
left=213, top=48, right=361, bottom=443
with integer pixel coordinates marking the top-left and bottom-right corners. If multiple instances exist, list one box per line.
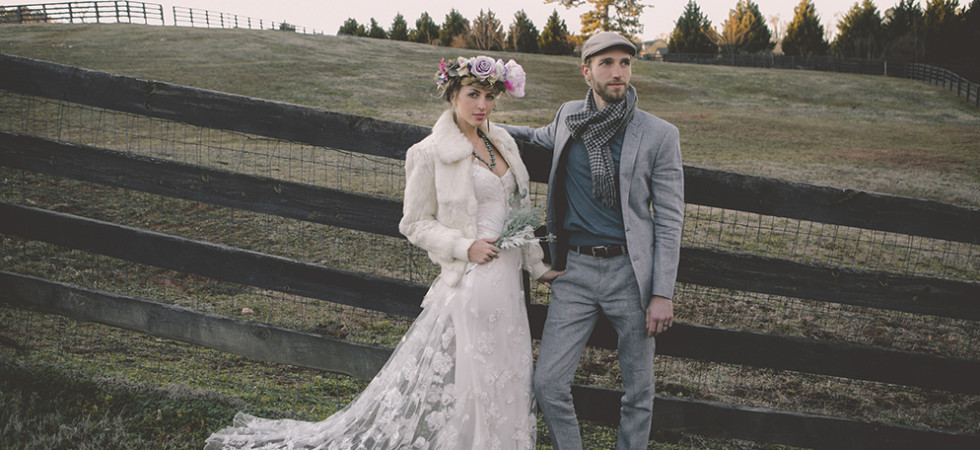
left=569, top=244, right=626, bottom=258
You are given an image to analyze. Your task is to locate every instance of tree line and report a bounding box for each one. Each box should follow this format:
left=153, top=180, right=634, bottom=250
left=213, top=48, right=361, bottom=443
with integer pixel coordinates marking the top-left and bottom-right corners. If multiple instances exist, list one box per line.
left=338, top=0, right=977, bottom=72
left=336, top=1, right=656, bottom=56
left=337, top=9, right=576, bottom=56
left=670, top=0, right=979, bottom=70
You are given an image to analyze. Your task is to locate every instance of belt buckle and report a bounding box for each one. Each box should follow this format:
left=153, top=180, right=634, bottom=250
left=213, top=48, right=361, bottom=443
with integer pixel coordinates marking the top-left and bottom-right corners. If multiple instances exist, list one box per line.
left=592, top=245, right=613, bottom=257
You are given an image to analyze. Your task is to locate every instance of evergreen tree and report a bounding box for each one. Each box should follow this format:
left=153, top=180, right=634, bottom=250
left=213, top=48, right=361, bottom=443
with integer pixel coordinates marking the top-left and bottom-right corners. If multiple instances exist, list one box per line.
left=367, top=18, right=387, bottom=39
left=468, top=10, right=505, bottom=51
left=539, top=10, right=575, bottom=55
left=546, top=0, right=645, bottom=38
left=719, top=0, right=775, bottom=54
left=389, top=13, right=409, bottom=41
left=832, top=0, right=884, bottom=59
left=440, top=9, right=470, bottom=47
left=338, top=18, right=366, bottom=36
left=883, top=0, right=924, bottom=62
left=923, top=0, right=961, bottom=64
left=508, top=10, right=540, bottom=53
left=668, top=1, right=719, bottom=54
left=782, top=0, right=829, bottom=56
left=410, top=12, right=440, bottom=44
left=960, top=0, right=980, bottom=66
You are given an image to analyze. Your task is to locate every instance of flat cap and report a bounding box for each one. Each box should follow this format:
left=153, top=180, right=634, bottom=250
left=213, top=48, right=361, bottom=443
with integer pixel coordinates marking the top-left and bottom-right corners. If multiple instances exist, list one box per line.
left=581, top=31, right=637, bottom=63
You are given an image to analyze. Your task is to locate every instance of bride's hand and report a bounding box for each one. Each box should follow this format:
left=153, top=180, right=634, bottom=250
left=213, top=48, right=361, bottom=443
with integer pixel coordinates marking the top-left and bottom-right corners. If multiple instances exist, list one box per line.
left=467, top=238, right=500, bottom=264
left=536, top=269, right=565, bottom=288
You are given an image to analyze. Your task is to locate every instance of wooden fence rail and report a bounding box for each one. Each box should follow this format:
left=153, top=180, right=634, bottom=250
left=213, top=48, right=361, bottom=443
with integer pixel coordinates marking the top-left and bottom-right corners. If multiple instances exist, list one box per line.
left=2, top=54, right=975, bottom=244
left=906, top=63, right=980, bottom=107
left=3, top=270, right=975, bottom=449
left=1, top=189, right=977, bottom=394
left=1, top=53, right=978, bottom=447
left=0, top=1, right=163, bottom=25
left=171, top=6, right=320, bottom=34
left=1, top=129, right=976, bottom=323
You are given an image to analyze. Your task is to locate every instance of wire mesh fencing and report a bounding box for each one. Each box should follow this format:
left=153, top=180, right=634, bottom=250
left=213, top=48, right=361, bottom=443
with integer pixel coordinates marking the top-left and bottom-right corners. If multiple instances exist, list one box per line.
left=1, top=87, right=978, bottom=436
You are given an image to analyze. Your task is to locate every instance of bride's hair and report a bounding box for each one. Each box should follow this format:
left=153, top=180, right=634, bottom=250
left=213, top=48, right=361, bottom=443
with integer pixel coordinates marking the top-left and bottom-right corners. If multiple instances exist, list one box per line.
left=440, top=76, right=505, bottom=103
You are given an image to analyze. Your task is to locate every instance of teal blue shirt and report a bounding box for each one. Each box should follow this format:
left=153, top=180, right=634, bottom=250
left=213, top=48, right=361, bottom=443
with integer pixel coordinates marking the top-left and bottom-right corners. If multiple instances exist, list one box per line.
left=562, top=133, right=627, bottom=247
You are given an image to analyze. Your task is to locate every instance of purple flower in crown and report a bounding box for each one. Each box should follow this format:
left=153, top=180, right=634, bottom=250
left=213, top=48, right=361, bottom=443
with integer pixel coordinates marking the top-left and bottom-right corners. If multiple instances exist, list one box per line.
left=470, top=56, right=497, bottom=81
left=434, top=55, right=527, bottom=98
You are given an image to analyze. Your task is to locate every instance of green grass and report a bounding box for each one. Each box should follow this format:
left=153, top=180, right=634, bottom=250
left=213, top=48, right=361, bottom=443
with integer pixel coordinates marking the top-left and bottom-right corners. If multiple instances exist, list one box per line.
left=0, top=355, right=245, bottom=449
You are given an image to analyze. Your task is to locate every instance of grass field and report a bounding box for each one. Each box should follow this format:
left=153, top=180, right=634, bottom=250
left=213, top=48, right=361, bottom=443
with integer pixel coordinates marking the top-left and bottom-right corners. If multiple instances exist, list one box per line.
left=1, top=23, right=978, bottom=449
left=1, top=23, right=978, bottom=207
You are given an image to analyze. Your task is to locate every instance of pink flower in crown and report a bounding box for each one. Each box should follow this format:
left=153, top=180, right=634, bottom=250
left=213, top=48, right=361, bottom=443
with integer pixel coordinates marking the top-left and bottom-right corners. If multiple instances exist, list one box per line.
left=504, top=59, right=526, bottom=98
left=436, top=57, right=448, bottom=85
left=470, top=56, right=497, bottom=81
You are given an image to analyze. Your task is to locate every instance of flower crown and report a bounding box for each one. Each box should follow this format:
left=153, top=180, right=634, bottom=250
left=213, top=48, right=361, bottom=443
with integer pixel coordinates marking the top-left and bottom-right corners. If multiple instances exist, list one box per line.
left=435, top=56, right=526, bottom=98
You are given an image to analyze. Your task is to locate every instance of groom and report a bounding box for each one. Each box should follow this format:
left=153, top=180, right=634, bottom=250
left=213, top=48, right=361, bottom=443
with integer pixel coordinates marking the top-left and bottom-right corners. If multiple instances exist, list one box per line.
left=503, top=32, right=684, bottom=449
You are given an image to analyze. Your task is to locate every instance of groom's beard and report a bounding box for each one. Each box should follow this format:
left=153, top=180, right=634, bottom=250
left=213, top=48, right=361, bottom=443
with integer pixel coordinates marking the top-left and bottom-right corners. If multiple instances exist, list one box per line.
left=595, top=80, right=629, bottom=105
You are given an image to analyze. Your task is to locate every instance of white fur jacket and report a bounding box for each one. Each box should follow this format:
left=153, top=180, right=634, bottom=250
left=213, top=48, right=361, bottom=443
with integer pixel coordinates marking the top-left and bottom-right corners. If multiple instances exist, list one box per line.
left=399, top=109, right=549, bottom=287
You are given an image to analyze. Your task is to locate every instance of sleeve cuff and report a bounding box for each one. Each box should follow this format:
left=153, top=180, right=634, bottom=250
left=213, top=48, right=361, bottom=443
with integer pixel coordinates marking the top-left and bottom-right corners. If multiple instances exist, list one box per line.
left=452, top=238, right=476, bottom=262
left=526, top=260, right=549, bottom=281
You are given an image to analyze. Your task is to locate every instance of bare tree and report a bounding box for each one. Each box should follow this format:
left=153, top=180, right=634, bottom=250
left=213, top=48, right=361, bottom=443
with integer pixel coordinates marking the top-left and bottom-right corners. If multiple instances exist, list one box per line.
left=467, top=10, right=505, bottom=50
left=546, top=0, right=646, bottom=38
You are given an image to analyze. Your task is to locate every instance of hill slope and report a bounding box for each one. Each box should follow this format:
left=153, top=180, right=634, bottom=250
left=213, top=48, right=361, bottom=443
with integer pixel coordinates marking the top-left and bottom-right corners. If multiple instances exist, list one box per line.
left=1, top=23, right=978, bottom=206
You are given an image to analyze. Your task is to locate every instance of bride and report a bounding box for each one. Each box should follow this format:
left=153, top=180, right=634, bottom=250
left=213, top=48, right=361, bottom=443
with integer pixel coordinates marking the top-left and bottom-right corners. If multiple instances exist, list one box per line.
left=206, top=56, right=561, bottom=449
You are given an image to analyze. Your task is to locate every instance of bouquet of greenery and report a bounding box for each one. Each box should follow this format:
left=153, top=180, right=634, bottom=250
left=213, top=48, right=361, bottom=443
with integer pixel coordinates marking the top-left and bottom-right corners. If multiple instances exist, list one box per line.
left=465, top=200, right=550, bottom=274
left=495, top=203, right=547, bottom=249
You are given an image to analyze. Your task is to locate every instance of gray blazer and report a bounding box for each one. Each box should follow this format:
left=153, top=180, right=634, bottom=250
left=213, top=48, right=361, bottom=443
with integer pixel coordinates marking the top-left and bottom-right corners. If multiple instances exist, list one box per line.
left=503, top=100, right=684, bottom=304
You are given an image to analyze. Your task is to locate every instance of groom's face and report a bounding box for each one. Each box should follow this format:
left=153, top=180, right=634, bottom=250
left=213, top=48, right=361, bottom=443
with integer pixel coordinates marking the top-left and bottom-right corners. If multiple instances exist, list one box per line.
left=582, top=48, right=633, bottom=109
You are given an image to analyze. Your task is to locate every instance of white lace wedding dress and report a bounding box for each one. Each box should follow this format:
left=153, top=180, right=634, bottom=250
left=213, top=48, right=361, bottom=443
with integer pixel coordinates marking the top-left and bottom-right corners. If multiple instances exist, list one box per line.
left=206, top=160, right=536, bottom=449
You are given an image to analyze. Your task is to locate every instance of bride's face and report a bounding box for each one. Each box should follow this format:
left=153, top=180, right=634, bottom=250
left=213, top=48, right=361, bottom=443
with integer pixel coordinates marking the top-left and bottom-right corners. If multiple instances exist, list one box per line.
left=452, top=85, right=496, bottom=131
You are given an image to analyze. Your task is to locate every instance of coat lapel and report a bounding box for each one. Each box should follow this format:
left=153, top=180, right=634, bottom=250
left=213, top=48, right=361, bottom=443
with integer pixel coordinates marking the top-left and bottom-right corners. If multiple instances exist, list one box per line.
left=551, top=101, right=585, bottom=183
left=619, top=119, right=642, bottom=206
left=432, top=110, right=473, bottom=165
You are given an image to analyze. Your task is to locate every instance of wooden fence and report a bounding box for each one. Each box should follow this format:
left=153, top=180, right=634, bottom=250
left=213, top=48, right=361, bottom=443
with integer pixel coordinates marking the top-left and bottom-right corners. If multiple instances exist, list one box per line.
left=0, top=1, right=163, bottom=25
left=906, top=63, right=980, bottom=107
left=664, top=53, right=980, bottom=108
left=1, top=53, right=978, bottom=448
left=0, top=2, right=321, bottom=33
left=171, top=6, right=321, bottom=34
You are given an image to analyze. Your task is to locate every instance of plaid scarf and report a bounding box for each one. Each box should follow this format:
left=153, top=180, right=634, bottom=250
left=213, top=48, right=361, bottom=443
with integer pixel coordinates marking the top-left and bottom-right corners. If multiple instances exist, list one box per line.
left=565, top=85, right=637, bottom=209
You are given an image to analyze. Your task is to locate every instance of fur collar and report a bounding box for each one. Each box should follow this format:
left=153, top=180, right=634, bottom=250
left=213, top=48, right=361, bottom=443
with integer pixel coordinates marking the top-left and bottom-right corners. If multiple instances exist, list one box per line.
left=431, top=110, right=473, bottom=164
left=431, top=109, right=513, bottom=165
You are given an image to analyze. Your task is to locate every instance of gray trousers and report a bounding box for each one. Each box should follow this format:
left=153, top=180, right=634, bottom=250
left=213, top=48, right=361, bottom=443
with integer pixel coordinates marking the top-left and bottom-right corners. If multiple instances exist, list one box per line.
left=534, top=250, right=656, bottom=450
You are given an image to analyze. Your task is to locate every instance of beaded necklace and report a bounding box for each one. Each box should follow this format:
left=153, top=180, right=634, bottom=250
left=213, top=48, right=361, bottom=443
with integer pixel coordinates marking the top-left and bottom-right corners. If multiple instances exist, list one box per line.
left=472, top=129, right=497, bottom=171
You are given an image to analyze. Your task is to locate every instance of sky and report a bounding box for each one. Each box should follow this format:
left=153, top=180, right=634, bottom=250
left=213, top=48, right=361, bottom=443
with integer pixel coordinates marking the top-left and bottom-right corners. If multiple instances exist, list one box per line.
left=150, top=1, right=867, bottom=42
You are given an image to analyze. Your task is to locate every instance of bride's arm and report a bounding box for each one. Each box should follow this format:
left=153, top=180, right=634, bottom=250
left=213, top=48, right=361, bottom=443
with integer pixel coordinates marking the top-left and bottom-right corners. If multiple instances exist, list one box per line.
left=398, top=144, right=474, bottom=263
